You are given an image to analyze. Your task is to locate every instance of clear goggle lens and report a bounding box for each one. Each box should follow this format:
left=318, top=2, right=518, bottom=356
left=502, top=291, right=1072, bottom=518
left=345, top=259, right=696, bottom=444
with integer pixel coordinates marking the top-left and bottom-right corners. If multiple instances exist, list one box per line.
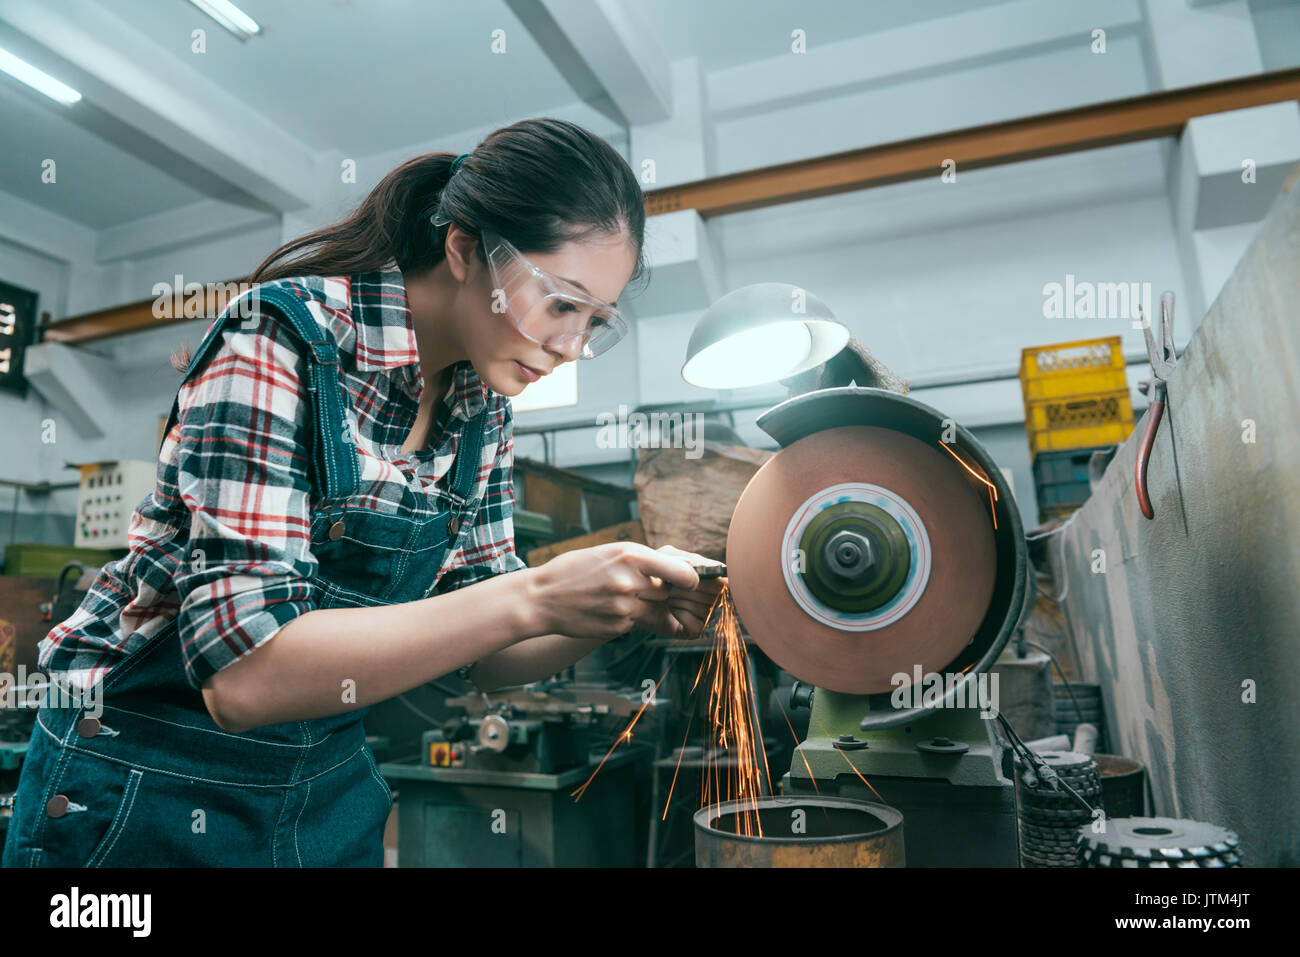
left=484, top=232, right=627, bottom=359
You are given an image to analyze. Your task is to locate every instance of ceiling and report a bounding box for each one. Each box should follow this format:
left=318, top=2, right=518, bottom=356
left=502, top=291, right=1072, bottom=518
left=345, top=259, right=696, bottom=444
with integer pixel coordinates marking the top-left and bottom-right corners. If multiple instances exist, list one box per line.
left=634, top=0, right=1021, bottom=70
left=107, top=0, right=581, bottom=154
left=0, top=0, right=1283, bottom=235
left=0, top=77, right=210, bottom=228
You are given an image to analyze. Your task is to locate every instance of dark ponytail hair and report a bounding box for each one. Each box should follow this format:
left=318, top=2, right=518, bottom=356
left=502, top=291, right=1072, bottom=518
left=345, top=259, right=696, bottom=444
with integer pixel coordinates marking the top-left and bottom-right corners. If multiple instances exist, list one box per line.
left=172, top=117, right=646, bottom=370
left=253, top=116, right=644, bottom=282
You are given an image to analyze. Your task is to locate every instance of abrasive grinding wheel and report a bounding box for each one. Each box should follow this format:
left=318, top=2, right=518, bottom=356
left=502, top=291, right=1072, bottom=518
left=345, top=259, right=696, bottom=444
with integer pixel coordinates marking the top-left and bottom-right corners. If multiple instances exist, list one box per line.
left=726, top=425, right=998, bottom=695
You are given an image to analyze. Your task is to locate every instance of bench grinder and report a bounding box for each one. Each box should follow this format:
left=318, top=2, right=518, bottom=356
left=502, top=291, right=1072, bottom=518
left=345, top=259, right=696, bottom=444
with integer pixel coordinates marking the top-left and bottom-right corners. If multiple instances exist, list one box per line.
left=726, top=387, right=1028, bottom=866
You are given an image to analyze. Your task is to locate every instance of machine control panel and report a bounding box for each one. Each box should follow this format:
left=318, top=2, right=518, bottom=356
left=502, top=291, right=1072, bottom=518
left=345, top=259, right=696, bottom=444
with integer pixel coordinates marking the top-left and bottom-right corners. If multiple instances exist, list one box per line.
left=74, top=461, right=156, bottom=549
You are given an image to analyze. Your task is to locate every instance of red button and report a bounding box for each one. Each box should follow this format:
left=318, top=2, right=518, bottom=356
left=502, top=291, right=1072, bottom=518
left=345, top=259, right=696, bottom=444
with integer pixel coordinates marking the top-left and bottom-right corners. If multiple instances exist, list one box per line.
left=46, top=795, right=70, bottom=818
left=77, top=717, right=101, bottom=738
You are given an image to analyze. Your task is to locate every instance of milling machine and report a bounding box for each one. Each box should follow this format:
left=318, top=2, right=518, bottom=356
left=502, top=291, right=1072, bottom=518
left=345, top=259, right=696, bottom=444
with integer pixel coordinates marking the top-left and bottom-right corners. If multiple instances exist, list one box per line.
left=379, top=677, right=660, bottom=867
left=432, top=681, right=655, bottom=775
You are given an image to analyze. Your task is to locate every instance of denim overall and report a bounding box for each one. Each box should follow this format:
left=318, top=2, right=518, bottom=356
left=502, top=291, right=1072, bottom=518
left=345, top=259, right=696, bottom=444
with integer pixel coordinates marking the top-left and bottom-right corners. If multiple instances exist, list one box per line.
left=2, top=284, right=486, bottom=867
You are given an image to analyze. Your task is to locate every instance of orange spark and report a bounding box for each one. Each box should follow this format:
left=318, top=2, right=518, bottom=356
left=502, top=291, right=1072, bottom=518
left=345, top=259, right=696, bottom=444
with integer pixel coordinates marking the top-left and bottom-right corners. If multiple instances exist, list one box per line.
left=699, top=584, right=767, bottom=836
left=835, top=746, right=890, bottom=805
left=663, top=711, right=696, bottom=821
left=806, top=713, right=893, bottom=809
left=574, top=584, right=781, bottom=843
left=939, top=440, right=999, bottom=530
left=774, top=695, right=822, bottom=798
left=571, top=654, right=677, bottom=801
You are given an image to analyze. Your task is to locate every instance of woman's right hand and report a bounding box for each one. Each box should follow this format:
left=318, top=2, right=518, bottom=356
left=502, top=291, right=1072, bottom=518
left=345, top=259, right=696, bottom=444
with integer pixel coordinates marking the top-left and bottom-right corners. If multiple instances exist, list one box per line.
left=523, top=542, right=700, bottom=640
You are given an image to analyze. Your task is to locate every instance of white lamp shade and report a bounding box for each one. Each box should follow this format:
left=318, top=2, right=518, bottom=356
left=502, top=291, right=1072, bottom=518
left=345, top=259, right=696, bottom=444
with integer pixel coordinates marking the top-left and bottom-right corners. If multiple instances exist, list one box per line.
left=682, top=283, right=850, bottom=389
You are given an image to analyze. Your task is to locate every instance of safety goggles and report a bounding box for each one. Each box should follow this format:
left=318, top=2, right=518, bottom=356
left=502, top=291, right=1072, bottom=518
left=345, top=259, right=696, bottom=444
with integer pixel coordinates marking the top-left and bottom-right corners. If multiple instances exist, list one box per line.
left=480, top=230, right=628, bottom=359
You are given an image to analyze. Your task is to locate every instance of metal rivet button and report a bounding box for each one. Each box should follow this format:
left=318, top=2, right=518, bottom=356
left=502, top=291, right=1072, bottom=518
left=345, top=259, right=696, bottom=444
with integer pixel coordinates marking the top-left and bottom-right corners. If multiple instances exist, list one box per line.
left=76, top=717, right=101, bottom=738
left=328, top=520, right=346, bottom=541
left=46, top=794, right=70, bottom=818
left=447, top=517, right=460, bottom=536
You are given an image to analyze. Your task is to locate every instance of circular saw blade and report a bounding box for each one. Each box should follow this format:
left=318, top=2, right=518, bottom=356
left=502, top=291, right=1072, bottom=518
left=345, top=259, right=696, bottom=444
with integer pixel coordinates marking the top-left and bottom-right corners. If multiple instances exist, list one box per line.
left=726, top=425, right=997, bottom=694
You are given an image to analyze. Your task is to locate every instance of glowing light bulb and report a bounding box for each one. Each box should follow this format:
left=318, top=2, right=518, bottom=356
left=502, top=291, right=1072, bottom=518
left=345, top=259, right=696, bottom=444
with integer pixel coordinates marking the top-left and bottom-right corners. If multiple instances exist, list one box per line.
left=683, top=322, right=813, bottom=389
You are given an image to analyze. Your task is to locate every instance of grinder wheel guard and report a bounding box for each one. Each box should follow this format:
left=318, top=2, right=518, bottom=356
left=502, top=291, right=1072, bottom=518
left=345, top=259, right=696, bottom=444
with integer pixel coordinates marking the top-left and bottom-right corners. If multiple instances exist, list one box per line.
left=726, top=426, right=997, bottom=695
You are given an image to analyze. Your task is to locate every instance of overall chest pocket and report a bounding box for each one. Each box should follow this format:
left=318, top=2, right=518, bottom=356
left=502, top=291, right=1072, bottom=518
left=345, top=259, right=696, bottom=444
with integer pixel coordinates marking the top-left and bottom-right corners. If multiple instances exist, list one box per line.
left=309, top=495, right=453, bottom=605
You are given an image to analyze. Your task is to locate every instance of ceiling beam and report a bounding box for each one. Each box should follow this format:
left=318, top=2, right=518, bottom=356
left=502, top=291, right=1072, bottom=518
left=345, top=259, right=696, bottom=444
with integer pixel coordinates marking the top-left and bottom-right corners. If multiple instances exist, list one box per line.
left=645, top=68, right=1300, bottom=218
left=95, top=198, right=279, bottom=264
left=709, top=0, right=1144, bottom=118
left=24, top=341, right=120, bottom=438
left=504, top=0, right=671, bottom=126
left=41, top=69, right=1300, bottom=346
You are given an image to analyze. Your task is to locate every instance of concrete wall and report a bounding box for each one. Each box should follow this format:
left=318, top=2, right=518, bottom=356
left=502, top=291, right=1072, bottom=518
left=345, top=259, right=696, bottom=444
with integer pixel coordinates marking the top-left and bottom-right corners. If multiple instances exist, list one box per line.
left=1047, top=165, right=1300, bottom=866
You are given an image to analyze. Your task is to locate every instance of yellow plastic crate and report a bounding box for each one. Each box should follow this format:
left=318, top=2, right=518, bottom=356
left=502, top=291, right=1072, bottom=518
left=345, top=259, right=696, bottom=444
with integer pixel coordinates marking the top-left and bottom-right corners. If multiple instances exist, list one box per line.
left=1019, top=336, right=1127, bottom=401
left=1024, top=388, right=1135, bottom=457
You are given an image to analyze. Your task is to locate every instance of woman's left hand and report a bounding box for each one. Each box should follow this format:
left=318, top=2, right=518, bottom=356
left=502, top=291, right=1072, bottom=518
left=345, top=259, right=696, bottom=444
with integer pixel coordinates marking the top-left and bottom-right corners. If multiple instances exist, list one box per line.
left=636, top=545, right=726, bottom=639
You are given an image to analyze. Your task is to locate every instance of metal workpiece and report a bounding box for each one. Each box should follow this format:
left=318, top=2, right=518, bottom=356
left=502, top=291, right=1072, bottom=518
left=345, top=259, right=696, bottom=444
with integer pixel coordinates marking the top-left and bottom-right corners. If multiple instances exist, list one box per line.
left=694, top=796, right=905, bottom=867
left=691, top=562, right=727, bottom=579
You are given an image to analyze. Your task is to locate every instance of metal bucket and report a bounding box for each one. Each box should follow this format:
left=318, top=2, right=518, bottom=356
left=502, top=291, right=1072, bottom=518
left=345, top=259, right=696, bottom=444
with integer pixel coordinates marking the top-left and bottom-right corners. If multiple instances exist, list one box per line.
left=1094, top=754, right=1146, bottom=818
left=694, top=796, right=904, bottom=867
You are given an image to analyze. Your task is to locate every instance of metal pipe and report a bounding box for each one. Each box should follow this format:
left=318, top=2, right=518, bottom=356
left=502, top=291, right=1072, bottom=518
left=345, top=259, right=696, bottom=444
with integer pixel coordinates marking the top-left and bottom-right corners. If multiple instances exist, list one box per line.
left=512, top=351, right=1167, bottom=439
left=0, top=480, right=80, bottom=491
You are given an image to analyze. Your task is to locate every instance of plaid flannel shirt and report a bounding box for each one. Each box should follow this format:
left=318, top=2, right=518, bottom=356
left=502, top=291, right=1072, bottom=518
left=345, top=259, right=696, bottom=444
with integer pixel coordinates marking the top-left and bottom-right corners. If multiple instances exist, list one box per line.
left=40, top=270, right=526, bottom=691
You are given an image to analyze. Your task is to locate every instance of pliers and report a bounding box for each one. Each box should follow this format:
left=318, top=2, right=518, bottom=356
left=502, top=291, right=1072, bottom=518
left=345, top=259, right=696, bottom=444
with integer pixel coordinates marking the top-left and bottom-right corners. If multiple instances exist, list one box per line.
left=1135, top=291, right=1178, bottom=519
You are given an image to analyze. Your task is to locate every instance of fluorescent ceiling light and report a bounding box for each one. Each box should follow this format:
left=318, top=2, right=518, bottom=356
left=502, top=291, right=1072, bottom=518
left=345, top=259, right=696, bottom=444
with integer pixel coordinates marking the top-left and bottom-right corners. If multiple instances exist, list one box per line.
left=187, top=0, right=261, bottom=41
left=0, top=47, right=82, bottom=105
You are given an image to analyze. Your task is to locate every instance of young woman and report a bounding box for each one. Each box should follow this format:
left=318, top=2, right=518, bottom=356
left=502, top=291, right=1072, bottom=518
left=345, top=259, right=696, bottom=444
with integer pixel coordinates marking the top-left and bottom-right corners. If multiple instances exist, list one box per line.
left=3, top=118, right=722, bottom=867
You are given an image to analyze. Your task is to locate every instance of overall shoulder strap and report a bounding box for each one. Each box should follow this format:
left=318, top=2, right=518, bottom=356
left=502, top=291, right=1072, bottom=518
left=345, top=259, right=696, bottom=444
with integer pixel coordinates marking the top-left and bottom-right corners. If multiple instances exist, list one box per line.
left=159, top=283, right=361, bottom=501
left=449, top=404, right=491, bottom=501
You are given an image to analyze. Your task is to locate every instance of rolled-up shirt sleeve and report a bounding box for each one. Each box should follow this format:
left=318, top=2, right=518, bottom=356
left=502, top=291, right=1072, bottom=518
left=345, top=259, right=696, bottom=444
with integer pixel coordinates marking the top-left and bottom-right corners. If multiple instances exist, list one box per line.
left=171, top=305, right=320, bottom=690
